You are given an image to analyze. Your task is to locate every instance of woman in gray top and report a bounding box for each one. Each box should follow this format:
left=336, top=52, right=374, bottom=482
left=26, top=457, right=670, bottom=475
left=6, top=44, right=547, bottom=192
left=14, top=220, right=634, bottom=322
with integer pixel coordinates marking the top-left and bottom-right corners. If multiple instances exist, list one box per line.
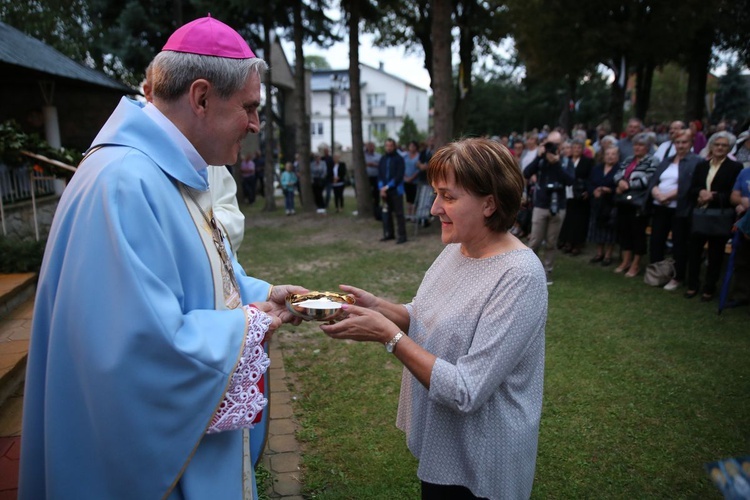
left=321, top=138, right=548, bottom=499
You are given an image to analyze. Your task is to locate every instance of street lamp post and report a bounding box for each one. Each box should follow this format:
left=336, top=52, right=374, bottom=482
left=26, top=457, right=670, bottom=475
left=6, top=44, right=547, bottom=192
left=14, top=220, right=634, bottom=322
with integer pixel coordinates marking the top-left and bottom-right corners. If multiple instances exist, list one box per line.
left=329, top=74, right=348, bottom=153
left=330, top=74, right=337, bottom=153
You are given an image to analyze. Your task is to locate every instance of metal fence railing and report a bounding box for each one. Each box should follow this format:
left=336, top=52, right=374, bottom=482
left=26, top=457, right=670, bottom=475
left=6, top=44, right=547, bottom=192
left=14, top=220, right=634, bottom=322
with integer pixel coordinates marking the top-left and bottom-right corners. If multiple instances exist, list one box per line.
left=0, top=163, right=56, bottom=205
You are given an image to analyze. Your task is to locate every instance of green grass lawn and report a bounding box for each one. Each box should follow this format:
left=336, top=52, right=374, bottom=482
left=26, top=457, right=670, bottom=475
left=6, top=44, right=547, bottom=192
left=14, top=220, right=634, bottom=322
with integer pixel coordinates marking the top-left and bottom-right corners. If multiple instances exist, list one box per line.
left=238, top=198, right=747, bottom=499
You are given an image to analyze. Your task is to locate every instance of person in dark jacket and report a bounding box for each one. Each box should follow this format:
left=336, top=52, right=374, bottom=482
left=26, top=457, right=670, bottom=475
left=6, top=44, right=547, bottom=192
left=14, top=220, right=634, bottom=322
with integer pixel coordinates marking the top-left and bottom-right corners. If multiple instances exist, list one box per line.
left=523, top=131, right=575, bottom=284
left=558, top=138, right=594, bottom=256
left=378, top=138, right=407, bottom=244
left=684, top=132, right=743, bottom=301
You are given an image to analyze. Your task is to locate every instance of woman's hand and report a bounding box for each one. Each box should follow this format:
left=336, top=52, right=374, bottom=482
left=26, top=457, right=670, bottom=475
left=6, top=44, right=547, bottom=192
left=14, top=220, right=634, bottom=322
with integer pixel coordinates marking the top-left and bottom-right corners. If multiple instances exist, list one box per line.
left=319, top=304, right=394, bottom=345
left=697, top=189, right=713, bottom=206
left=593, top=186, right=602, bottom=198
left=616, top=179, right=629, bottom=194
left=337, top=284, right=379, bottom=309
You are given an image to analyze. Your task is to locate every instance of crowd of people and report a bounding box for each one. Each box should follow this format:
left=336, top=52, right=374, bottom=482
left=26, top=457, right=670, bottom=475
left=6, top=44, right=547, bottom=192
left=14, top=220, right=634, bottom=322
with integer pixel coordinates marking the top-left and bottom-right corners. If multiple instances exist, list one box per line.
left=506, top=118, right=749, bottom=310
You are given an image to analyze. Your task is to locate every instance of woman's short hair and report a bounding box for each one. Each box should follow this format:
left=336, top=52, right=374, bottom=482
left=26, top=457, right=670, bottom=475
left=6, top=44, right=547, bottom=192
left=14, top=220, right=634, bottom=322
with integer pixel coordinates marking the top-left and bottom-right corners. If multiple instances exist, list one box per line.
left=427, top=137, right=524, bottom=233
left=632, top=132, right=652, bottom=146
left=151, top=51, right=267, bottom=101
left=708, top=131, right=737, bottom=150
left=571, top=138, right=586, bottom=147
left=601, top=135, right=619, bottom=147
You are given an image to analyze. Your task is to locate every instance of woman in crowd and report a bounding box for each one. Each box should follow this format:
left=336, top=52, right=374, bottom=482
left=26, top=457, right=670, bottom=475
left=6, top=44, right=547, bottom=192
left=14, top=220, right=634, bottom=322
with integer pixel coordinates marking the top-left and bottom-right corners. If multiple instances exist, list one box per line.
left=684, top=131, right=743, bottom=301
left=733, top=130, right=750, bottom=168
left=331, top=154, right=348, bottom=213
left=321, top=138, right=547, bottom=499
left=239, top=152, right=256, bottom=205
left=647, top=130, right=701, bottom=291
left=310, top=152, right=328, bottom=213
left=690, top=120, right=707, bottom=156
left=588, top=146, right=619, bottom=266
left=594, top=135, right=618, bottom=164
left=613, top=133, right=659, bottom=277
left=558, top=138, right=594, bottom=256
left=403, top=140, right=421, bottom=219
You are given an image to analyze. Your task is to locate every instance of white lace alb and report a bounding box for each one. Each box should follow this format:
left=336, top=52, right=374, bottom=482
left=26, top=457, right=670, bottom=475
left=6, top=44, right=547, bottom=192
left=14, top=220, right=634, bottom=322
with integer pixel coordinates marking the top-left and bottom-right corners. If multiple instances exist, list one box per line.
left=207, top=305, right=271, bottom=434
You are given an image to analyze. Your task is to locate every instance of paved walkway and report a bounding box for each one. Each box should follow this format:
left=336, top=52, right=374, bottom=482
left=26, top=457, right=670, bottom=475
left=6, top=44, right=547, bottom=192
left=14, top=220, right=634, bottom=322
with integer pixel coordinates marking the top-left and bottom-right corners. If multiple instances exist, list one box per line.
left=262, top=335, right=304, bottom=498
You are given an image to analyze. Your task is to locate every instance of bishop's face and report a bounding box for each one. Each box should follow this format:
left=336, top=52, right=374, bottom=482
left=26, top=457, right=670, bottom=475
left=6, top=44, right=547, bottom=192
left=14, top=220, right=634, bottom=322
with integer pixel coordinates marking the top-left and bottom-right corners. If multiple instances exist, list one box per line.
left=203, top=72, right=261, bottom=166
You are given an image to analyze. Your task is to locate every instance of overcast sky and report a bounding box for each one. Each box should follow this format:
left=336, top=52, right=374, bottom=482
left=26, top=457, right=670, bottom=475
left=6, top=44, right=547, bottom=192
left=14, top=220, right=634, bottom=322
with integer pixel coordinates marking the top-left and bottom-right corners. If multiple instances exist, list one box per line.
left=280, top=33, right=433, bottom=91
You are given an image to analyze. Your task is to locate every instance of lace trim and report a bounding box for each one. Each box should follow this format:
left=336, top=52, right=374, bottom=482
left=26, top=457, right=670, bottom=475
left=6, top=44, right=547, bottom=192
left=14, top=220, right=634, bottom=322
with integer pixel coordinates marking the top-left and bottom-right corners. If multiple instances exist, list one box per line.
left=207, top=306, right=271, bottom=434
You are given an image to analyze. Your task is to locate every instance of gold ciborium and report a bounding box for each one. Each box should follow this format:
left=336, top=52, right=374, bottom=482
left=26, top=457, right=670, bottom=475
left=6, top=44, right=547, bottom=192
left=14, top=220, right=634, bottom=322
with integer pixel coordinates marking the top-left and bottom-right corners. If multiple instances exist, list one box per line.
left=285, top=291, right=356, bottom=321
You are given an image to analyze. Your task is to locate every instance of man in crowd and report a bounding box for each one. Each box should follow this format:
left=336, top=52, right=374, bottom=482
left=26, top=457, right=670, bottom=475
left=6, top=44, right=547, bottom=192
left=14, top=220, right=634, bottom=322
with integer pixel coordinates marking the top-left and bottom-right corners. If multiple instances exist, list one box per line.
left=19, top=16, right=306, bottom=499
left=728, top=167, right=750, bottom=309
left=521, top=133, right=539, bottom=170
left=321, top=146, right=334, bottom=209
left=654, top=120, right=687, bottom=161
left=378, top=138, right=407, bottom=244
left=365, top=141, right=382, bottom=220
left=523, top=131, right=576, bottom=285
left=618, top=118, right=643, bottom=159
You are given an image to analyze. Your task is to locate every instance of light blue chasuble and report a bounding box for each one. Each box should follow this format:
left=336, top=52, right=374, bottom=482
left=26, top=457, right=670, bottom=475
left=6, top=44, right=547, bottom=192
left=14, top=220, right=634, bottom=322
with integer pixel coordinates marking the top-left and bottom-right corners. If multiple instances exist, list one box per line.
left=20, top=97, right=270, bottom=499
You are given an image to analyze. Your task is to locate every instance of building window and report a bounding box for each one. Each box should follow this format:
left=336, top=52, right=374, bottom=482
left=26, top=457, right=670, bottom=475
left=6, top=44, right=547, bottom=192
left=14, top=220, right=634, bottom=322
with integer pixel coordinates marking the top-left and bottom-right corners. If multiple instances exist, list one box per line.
left=338, top=93, right=347, bottom=106
left=368, top=123, right=386, bottom=136
left=387, top=106, right=395, bottom=117
left=311, top=122, right=324, bottom=136
left=367, top=93, right=386, bottom=108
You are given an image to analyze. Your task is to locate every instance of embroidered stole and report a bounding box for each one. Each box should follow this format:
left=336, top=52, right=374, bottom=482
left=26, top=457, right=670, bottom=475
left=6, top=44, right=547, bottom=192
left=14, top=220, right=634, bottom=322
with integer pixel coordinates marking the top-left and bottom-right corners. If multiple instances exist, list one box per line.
left=179, top=184, right=255, bottom=499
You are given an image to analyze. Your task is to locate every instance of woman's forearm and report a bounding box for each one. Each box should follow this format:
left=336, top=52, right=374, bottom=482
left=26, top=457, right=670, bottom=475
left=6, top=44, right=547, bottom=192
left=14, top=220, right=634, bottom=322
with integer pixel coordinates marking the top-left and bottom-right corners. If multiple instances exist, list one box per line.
left=392, top=334, right=437, bottom=389
left=374, top=300, right=411, bottom=332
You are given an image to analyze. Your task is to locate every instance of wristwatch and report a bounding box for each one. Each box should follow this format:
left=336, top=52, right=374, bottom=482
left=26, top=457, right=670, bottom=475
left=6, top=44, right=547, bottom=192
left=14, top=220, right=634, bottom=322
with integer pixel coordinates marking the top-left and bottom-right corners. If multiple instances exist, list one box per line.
left=385, top=331, right=404, bottom=353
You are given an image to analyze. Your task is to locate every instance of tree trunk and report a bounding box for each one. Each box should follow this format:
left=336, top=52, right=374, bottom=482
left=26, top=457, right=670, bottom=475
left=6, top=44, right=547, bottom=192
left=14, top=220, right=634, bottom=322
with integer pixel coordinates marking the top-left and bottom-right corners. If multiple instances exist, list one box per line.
left=415, top=0, right=433, bottom=82
left=608, top=55, right=627, bottom=136
left=263, top=19, right=276, bottom=211
left=293, top=2, right=314, bottom=212
left=634, top=60, right=655, bottom=121
left=452, top=9, right=474, bottom=137
left=559, top=75, right=576, bottom=132
left=685, top=24, right=713, bottom=122
left=431, top=0, right=454, bottom=148
left=347, top=1, right=370, bottom=219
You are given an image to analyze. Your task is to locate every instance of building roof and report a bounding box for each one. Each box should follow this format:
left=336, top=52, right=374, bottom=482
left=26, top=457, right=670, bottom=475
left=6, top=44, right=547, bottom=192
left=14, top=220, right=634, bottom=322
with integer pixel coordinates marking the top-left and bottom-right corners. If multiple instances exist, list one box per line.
left=311, top=64, right=428, bottom=93
left=0, top=21, right=132, bottom=92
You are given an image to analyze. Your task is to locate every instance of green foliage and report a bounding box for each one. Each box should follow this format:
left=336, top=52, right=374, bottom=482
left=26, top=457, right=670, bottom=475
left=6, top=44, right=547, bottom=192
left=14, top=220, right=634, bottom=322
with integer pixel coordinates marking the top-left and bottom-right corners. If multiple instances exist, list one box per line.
left=0, top=237, right=46, bottom=273
left=304, top=55, right=331, bottom=70
left=712, top=63, right=750, bottom=124
left=396, top=115, right=426, bottom=145
left=255, top=463, right=272, bottom=500
left=0, top=120, right=82, bottom=168
left=465, top=70, right=610, bottom=134
left=645, top=64, right=689, bottom=124
left=0, top=0, right=94, bottom=64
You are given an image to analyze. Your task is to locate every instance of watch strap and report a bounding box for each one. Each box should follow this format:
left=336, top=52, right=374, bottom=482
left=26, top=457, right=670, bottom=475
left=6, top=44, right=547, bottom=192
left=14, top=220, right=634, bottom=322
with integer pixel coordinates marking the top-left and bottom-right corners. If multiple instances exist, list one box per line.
left=385, top=331, right=404, bottom=353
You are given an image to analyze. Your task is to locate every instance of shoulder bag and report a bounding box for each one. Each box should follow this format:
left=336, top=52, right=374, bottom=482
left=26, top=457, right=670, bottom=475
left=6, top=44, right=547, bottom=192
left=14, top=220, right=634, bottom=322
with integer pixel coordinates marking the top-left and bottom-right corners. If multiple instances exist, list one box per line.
left=691, top=205, right=735, bottom=237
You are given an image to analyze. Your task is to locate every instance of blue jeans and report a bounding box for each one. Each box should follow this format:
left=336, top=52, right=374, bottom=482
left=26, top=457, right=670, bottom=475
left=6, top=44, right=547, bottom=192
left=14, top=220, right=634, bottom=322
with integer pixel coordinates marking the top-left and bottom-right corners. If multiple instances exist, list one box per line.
left=284, top=189, right=295, bottom=211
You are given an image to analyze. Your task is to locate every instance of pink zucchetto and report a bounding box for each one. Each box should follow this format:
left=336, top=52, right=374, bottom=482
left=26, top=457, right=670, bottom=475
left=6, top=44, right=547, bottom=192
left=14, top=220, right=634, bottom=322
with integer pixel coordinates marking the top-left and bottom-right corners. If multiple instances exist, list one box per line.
left=162, top=15, right=255, bottom=59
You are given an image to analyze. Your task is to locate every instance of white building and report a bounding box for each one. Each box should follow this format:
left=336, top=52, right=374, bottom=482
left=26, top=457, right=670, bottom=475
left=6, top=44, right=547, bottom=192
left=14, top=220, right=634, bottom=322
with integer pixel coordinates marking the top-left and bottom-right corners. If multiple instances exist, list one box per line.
left=309, top=63, right=429, bottom=152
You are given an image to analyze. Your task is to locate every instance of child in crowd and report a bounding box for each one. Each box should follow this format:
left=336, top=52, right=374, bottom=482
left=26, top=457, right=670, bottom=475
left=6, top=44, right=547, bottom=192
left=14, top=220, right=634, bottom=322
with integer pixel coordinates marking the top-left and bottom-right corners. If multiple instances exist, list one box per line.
left=281, top=162, right=298, bottom=215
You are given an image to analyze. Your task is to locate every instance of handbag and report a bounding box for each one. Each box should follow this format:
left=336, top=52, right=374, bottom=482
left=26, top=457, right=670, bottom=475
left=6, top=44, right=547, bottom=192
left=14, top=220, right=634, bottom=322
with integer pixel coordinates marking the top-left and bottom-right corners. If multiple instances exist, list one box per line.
left=691, top=206, right=735, bottom=237
left=595, top=194, right=616, bottom=229
left=644, top=259, right=676, bottom=287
